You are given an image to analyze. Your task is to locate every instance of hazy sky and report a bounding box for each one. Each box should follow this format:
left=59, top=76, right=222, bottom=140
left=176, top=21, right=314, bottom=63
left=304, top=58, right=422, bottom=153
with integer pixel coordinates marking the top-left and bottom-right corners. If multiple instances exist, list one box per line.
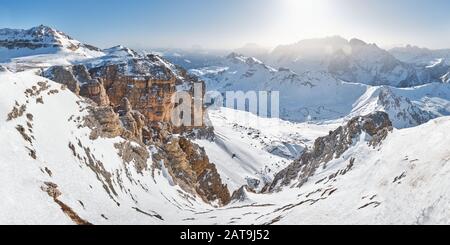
left=1, top=0, right=449, bottom=50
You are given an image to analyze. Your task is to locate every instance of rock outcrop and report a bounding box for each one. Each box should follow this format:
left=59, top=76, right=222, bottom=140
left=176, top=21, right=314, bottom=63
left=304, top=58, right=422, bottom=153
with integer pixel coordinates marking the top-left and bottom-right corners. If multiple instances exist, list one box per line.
left=82, top=98, right=146, bottom=143
left=377, top=87, right=434, bottom=127
left=0, top=65, right=9, bottom=72
left=45, top=65, right=110, bottom=106
left=83, top=106, right=123, bottom=140
left=155, top=137, right=231, bottom=206
left=89, top=60, right=176, bottom=123
left=118, top=98, right=146, bottom=142
left=45, top=66, right=81, bottom=95
left=268, top=111, right=393, bottom=192
left=46, top=52, right=208, bottom=130
left=230, top=185, right=256, bottom=203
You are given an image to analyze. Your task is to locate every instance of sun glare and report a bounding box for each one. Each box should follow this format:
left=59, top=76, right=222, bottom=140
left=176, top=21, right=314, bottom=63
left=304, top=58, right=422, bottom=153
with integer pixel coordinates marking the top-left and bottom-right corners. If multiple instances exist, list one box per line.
left=278, top=0, right=335, bottom=40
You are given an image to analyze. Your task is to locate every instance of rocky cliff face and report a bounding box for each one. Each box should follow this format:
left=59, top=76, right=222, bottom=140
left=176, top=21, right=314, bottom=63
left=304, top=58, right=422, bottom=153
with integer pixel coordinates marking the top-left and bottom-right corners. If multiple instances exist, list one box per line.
left=44, top=48, right=228, bottom=206
left=268, top=111, right=393, bottom=192
left=155, top=137, right=231, bottom=205
left=377, top=87, right=435, bottom=127
left=80, top=91, right=229, bottom=205
left=83, top=100, right=145, bottom=142
left=88, top=57, right=177, bottom=123
left=45, top=65, right=110, bottom=106
left=46, top=51, right=208, bottom=128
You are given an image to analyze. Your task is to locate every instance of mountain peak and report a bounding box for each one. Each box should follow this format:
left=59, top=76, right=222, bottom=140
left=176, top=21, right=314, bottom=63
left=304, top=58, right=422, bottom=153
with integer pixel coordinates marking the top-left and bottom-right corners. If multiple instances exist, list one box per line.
left=226, top=52, right=243, bottom=59
left=0, top=25, right=80, bottom=50
left=0, top=25, right=105, bottom=68
left=349, top=38, right=367, bottom=46
left=226, top=52, right=265, bottom=67
left=103, top=45, right=139, bottom=58
left=29, top=24, right=56, bottom=33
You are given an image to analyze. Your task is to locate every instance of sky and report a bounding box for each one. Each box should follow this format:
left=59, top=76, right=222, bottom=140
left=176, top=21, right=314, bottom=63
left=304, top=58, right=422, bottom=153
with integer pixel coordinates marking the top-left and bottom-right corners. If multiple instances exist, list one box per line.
left=0, top=0, right=449, bottom=50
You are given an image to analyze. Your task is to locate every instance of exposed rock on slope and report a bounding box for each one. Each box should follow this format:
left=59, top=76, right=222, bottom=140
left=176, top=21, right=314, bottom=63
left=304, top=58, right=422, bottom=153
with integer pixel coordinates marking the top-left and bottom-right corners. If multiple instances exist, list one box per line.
left=0, top=65, right=9, bottom=72
left=156, top=137, right=231, bottom=206
left=376, top=88, right=434, bottom=126
left=83, top=100, right=146, bottom=143
left=230, top=185, right=256, bottom=203
left=118, top=98, right=146, bottom=142
left=45, top=65, right=110, bottom=106
left=268, top=111, right=393, bottom=192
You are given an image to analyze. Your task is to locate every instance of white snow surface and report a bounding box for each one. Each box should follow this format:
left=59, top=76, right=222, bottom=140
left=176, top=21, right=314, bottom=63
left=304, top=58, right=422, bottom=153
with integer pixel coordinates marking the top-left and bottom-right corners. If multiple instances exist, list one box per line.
left=0, top=70, right=450, bottom=224
left=195, top=107, right=336, bottom=192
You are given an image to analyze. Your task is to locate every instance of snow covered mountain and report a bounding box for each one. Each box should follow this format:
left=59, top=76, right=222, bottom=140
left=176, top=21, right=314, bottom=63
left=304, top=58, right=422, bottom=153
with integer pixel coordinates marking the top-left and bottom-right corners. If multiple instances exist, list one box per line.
left=348, top=84, right=450, bottom=128
left=390, top=45, right=450, bottom=66
left=0, top=25, right=104, bottom=69
left=192, top=52, right=450, bottom=128
left=266, top=37, right=449, bottom=87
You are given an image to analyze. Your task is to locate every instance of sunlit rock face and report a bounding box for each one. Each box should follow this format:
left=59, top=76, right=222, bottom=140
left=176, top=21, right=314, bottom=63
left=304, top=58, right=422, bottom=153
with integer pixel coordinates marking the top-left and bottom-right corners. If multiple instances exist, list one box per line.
left=45, top=52, right=208, bottom=128
left=89, top=63, right=177, bottom=123
left=45, top=65, right=110, bottom=106
left=43, top=48, right=227, bottom=206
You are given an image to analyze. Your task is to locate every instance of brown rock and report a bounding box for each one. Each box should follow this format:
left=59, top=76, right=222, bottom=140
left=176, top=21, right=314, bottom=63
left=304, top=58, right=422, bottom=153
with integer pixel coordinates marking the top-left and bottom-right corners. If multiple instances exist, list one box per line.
left=115, top=141, right=150, bottom=174
left=45, top=65, right=110, bottom=106
left=118, top=98, right=146, bottom=142
left=90, top=63, right=177, bottom=123
left=79, top=79, right=110, bottom=106
left=45, top=66, right=80, bottom=95
left=83, top=106, right=123, bottom=140
left=160, top=137, right=231, bottom=206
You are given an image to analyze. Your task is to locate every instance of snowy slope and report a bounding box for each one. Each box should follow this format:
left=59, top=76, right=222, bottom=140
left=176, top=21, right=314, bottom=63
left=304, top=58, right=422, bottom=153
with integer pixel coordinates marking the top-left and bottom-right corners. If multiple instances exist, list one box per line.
left=185, top=116, right=450, bottom=225
left=195, top=108, right=337, bottom=192
left=0, top=70, right=213, bottom=224
left=1, top=25, right=450, bottom=225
